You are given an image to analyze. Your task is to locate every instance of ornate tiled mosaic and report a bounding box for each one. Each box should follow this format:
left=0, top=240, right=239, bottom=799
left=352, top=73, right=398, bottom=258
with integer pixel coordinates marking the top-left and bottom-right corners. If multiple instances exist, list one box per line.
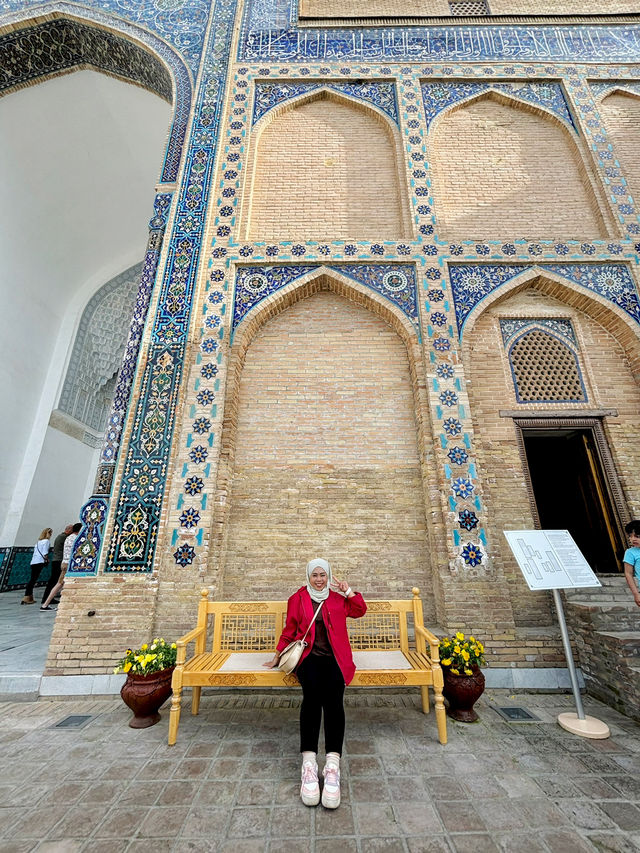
left=233, top=264, right=419, bottom=335
left=449, top=263, right=640, bottom=336
left=499, top=316, right=577, bottom=347
left=0, top=19, right=172, bottom=99
left=0, top=547, right=49, bottom=592
left=238, top=0, right=640, bottom=62
left=59, top=263, right=141, bottom=433
left=0, top=0, right=209, bottom=76
left=252, top=80, right=398, bottom=125
left=100, top=0, right=238, bottom=573
left=421, top=80, right=576, bottom=131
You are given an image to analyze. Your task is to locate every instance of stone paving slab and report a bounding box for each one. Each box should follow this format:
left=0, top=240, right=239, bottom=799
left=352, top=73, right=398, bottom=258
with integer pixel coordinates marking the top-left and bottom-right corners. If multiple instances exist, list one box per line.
left=0, top=690, right=638, bottom=852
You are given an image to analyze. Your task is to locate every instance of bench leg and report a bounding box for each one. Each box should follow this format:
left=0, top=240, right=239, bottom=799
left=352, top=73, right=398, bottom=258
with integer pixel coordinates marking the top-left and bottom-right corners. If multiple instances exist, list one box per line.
left=434, top=685, right=448, bottom=745
left=420, top=685, right=430, bottom=714
left=192, top=686, right=202, bottom=716
left=168, top=685, right=182, bottom=746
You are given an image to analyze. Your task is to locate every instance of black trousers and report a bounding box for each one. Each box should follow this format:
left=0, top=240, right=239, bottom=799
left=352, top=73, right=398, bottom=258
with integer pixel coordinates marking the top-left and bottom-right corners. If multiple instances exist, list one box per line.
left=41, top=560, right=62, bottom=603
left=25, top=563, right=45, bottom=597
left=296, top=653, right=345, bottom=755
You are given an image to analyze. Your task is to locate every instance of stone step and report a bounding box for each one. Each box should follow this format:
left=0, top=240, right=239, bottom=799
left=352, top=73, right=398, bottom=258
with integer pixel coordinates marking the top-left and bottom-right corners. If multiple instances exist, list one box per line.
left=563, top=576, right=630, bottom=604
left=565, top=599, right=639, bottom=631
left=596, top=630, right=640, bottom=665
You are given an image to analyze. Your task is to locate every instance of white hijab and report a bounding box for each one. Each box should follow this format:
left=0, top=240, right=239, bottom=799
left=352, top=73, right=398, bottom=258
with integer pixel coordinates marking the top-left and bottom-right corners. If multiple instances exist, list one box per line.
left=306, top=558, right=332, bottom=603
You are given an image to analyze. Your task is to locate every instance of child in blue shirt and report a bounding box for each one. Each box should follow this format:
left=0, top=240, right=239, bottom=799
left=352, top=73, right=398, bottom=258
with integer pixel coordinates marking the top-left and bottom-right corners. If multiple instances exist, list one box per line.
left=623, top=520, right=640, bottom=607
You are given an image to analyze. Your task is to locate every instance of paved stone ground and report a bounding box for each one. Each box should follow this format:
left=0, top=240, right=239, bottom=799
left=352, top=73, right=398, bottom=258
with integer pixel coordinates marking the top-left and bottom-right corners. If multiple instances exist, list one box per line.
left=0, top=689, right=639, bottom=853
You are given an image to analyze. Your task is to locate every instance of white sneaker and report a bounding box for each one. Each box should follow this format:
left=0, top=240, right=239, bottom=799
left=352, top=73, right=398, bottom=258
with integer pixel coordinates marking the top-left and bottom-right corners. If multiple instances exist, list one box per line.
left=300, top=760, right=320, bottom=806
left=321, top=762, right=340, bottom=809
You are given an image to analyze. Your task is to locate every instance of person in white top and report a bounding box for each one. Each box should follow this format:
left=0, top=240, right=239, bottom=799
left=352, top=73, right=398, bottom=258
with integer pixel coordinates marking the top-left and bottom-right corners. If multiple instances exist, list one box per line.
left=21, top=528, right=53, bottom=605
left=40, top=522, right=81, bottom=611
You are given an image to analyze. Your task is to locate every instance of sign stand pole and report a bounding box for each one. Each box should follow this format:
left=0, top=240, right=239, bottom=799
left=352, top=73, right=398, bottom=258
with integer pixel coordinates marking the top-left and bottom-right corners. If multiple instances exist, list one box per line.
left=552, top=589, right=610, bottom=739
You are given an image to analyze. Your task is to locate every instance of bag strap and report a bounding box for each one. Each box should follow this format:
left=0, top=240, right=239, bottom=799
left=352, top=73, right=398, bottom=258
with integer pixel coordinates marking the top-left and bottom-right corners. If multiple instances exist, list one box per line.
left=299, top=601, right=323, bottom=644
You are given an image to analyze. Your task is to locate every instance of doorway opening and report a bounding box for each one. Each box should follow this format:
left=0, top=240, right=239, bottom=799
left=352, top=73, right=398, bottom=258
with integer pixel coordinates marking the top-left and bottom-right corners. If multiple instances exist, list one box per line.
left=518, top=423, right=626, bottom=574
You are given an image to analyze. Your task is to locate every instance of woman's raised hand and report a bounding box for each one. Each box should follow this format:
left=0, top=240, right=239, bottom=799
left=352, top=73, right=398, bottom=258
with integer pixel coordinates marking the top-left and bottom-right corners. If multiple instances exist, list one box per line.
left=330, top=578, right=353, bottom=596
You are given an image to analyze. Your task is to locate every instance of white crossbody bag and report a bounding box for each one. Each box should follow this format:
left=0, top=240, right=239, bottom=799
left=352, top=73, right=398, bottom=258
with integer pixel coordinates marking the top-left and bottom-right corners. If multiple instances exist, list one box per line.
left=277, top=601, right=323, bottom=675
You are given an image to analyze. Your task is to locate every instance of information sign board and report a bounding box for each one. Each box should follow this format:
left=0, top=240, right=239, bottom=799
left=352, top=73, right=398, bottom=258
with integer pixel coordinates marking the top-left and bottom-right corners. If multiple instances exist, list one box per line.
left=503, top=530, right=601, bottom=591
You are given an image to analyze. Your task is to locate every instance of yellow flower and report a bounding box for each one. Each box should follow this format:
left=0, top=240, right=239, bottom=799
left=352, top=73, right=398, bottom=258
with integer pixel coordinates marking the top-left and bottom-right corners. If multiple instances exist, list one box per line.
left=451, top=667, right=459, bottom=675
left=171, top=643, right=177, bottom=649
left=441, top=658, right=452, bottom=666
left=454, top=645, right=461, bottom=654
left=455, top=631, right=464, bottom=641
left=141, top=644, right=148, bottom=651
left=470, top=636, right=475, bottom=643
left=464, top=668, right=472, bottom=675
left=461, top=649, right=470, bottom=661
left=123, top=661, right=132, bottom=673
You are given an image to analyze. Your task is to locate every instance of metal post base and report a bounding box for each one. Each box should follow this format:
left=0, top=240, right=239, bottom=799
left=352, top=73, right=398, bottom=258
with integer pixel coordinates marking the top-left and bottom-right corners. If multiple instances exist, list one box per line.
left=558, top=712, right=610, bottom=739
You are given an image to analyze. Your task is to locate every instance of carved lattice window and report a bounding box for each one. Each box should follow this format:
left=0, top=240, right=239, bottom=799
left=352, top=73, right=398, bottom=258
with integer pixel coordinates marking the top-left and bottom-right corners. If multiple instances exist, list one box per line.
left=448, top=0, right=490, bottom=14
left=509, top=329, right=587, bottom=403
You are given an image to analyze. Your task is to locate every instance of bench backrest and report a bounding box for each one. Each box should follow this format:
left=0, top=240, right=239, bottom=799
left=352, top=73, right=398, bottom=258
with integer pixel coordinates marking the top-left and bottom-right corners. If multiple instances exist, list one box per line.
left=195, top=591, right=425, bottom=656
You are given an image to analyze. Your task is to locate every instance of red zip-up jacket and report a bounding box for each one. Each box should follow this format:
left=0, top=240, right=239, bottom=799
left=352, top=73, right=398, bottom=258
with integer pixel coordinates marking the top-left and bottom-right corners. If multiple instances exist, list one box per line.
left=276, top=586, right=367, bottom=684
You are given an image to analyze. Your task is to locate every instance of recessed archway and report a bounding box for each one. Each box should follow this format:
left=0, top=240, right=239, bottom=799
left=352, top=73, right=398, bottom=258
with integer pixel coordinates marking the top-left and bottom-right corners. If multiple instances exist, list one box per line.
left=429, top=91, right=612, bottom=240
left=212, top=272, right=438, bottom=617
left=0, top=68, right=172, bottom=546
left=244, top=89, right=412, bottom=241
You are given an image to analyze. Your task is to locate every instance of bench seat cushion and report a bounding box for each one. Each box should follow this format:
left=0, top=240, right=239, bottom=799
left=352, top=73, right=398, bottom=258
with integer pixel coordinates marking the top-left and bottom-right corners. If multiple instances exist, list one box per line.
left=218, top=650, right=414, bottom=672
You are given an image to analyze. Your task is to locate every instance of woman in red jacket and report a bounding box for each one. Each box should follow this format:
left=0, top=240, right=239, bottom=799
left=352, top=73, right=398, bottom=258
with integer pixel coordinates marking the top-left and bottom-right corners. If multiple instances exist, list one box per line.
left=264, top=558, right=367, bottom=809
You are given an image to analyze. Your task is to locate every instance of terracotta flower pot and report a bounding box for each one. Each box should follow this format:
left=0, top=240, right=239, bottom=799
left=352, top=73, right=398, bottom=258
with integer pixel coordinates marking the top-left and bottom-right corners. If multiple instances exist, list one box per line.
left=120, top=666, right=175, bottom=729
left=442, top=665, right=485, bottom=722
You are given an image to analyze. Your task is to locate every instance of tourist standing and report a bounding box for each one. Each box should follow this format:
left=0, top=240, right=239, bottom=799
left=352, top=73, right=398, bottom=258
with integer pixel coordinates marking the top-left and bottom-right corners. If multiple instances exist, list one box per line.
left=40, top=522, right=81, bottom=611
left=41, top=524, right=72, bottom=607
left=21, top=528, right=53, bottom=605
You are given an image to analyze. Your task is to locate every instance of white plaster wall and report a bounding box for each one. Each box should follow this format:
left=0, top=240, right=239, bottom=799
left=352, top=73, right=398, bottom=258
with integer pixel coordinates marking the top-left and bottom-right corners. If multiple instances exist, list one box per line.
left=17, top=427, right=99, bottom=543
left=0, top=70, right=172, bottom=545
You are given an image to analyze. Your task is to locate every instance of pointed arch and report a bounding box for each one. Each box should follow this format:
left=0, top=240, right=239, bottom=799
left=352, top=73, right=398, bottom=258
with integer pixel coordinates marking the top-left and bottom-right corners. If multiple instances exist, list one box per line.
left=0, top=9, right=192, bottom=182
left=460, top=265, right=640, bottom=381
left=429, top=90, right=612, bottom=241
left=429, top=86, right=577, bottom=137
left=212, top=268, right=441, bottom=612
left=243, top=88, right=412, bottom=240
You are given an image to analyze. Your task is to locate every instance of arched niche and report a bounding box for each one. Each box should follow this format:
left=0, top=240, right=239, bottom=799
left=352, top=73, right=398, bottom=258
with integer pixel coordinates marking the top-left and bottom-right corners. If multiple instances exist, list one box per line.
left=243, top=89, right=412, bottom=241
left=58, top=262, right=141, bottom=432
left=461, top=272, right=640, bottom=625
left=429, top=91, right=612, bottom=241
left=0, top=65, right=171, bottom=546
left=211, top=271, right=440, bottom=619
left=0, top=11, right=191, bottom=182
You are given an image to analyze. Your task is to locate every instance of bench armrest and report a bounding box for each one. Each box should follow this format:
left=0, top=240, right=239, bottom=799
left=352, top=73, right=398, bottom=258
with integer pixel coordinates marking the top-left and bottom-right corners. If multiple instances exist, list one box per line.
left=415, top=625, right=441, bottom=662
left=175, top=626, right=206, bottom=664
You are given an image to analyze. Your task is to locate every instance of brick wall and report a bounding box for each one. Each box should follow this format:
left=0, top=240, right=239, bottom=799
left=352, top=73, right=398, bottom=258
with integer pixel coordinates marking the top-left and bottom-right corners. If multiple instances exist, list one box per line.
left=301, top=0, right=637, bottom=16
left=429, top=95, right=609, bottom=241
left=300, top=0, right=449, bottom=15
left=214, top=290, right=436, bottom=617
left=599, top=92, right=640, bottom=213
left=246, top=95, right=410, bottom=241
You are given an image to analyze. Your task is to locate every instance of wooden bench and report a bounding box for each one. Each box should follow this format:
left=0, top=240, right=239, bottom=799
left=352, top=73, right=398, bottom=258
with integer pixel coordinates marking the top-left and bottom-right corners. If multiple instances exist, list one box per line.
left=168, top=586, right=447, bottom=746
